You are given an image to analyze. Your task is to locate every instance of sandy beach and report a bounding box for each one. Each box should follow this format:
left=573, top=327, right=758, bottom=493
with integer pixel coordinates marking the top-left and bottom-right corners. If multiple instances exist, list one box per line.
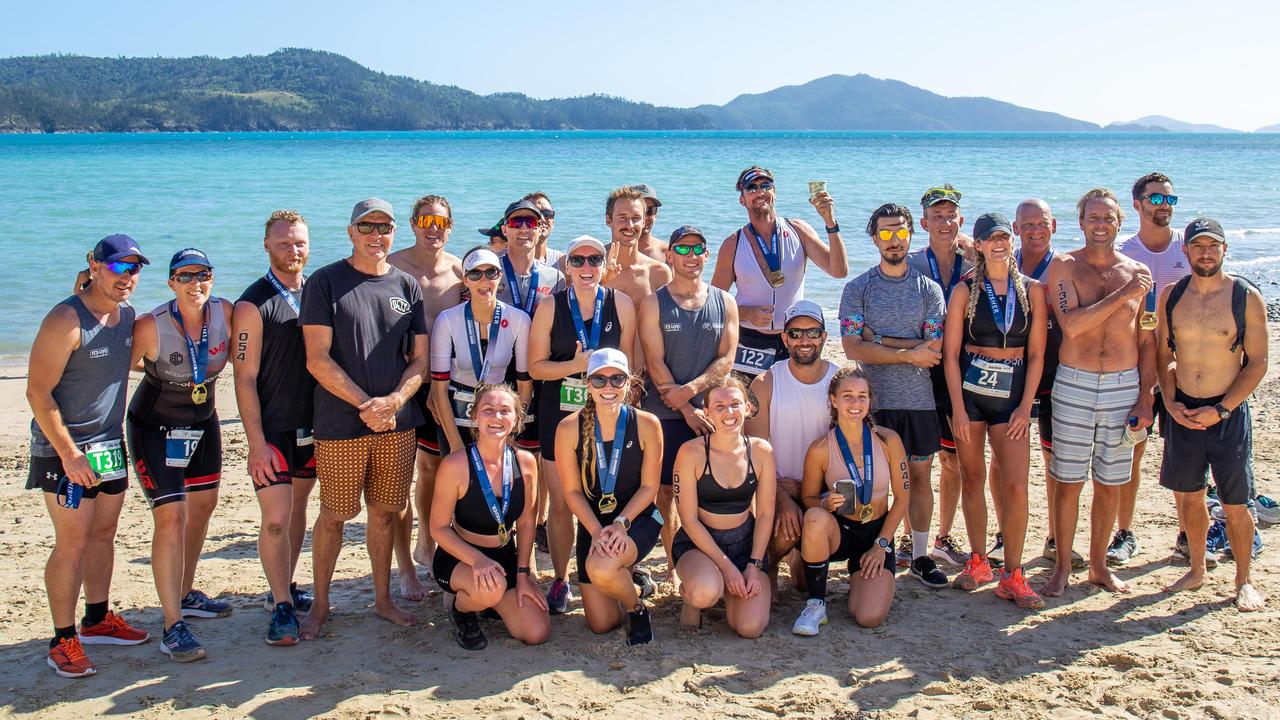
left=1, top=334, right=1277, bottom=720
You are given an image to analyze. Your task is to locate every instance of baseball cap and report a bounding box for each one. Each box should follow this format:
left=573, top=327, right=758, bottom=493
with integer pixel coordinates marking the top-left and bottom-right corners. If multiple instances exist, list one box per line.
left=921, top=184, right=963, bottom=208
left=1183, top=217, right=1226, bottom=244
left=630, top=183, right=662, bottom=208
left=478, top=220, right=504, bottom=238
left=503, top=200, right=543, bottom=222
left=463, top=248, right=502, bottom=272
left=586, top=347, right=630, bottom=376
left=972, top=212, right=1013, bottom=241
left=350, top=197, right=395, bottom=225
left=169, top=247, right=214, bottom=272
left=669, top=225, right=706, bottom=244
left=736, top=166, right=775, bottom=191
left=784, top=300, right=825, bottom=328
left=92, top=234, right=150, bottom=265
left=566, top=235, right=607, bottom=256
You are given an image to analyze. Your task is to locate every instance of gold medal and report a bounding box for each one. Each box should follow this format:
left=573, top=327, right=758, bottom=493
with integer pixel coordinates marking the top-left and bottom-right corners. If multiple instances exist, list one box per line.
left=496, top=523, right=510, bottom=547
left=1139, top=311, right=1158, bottom=331
left=597, top=493, right=618, bottom=515
left=767, top=269, right=785, bottom=288
left=191, top=382, right=209, bottom=405
left=859, top=503, right=874, bottom=523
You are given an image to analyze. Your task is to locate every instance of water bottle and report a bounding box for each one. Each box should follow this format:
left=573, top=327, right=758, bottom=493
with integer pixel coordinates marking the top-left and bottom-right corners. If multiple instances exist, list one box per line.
left=1121, top=416, right=1147, bottom=447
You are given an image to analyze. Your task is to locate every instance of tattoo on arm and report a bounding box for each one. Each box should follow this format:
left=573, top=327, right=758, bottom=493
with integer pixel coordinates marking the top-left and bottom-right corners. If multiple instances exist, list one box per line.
left=236, top=331, right=249, bottom=362
left=1057, top=283, right=1068, bottom=315
left=899, top=459, right=909, bottom=490
left=672, top=471, right=681, bottom=498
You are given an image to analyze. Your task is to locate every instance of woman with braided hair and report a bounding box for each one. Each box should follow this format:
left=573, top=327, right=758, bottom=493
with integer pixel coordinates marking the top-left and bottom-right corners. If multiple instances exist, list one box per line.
left=942, top=212, right=1048, bottom=609
left=554, top=348, right=663, bottom=645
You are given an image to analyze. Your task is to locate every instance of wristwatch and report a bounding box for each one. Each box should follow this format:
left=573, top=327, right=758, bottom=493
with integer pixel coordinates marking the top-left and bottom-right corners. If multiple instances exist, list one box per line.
left=877, top=537, right=893, bottom=552
left=825, top=223, right=840, bottom=234
left=1214, top=403, right=1232, bottom=421
left=613, top=515, right=632, bottom=531
left=517, top=566, right=531, bottom=574
left=747, top=557, right=766, bottom=570
left=873, top=333, right=883, bottom=345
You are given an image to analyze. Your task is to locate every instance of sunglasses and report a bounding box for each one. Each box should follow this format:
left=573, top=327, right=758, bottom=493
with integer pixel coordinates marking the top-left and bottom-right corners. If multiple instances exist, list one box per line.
left=465, top=267, right=501, bottom=281
left=645, top=206, right=658, bottom=217
left=743, top=181, right=775, bottom=194
left=588, top=374, right=629, bottom=389
left=104, top=261, right=143, bottom=276
left=506, top=216, right=542, bottom=229
left=785, top=327, right=824, bottom=340
left=876, top=228, right=911, bottom=241
left=541, top=209, right=556, bottom=220
left=567, top=254, right=605, bottom=268
left=1143, top=193, right=1178, bottom=206
left=172, top=270, right=213, bottom=284
left=671, top=244, right=707, bottom=256
left=414, top=214, right=453, bottom=230
left=356, top=222, right=395, bottom=235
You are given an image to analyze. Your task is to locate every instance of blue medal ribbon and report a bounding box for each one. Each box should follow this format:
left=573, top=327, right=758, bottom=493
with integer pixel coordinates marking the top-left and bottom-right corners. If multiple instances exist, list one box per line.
left=501, top=255, right=540, bottom=314
left=1016, top=250, right=1054, bottom=281
left=464, top=301, right=504, bottom=384
left=264, top=270, right=302, bottom=317
left=567, top=285, right=605, bottom=352
left=926, top=248, right=964, bottom=303
left=745, top=222, right=781, bottom=273
left=170, top=300, right=209, bottom=389
left=593, top=406, right=630, bottom=511
left=834, top=423, right=873, bottom=508
left=983, top=277, right=1018, bottom=337
left=1144, top=287, right=1157, bottom=314
left=468, top=444, right=513, bottom=541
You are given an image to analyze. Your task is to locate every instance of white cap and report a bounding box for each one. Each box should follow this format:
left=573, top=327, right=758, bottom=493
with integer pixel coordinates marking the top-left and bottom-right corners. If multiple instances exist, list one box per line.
left=566, top=235, right=607, bottom=256
left=784, top=300, right=825, bottom=327
left=586, top=347, right=629, bottom=376
left=463, top=248, right=502, bottom=272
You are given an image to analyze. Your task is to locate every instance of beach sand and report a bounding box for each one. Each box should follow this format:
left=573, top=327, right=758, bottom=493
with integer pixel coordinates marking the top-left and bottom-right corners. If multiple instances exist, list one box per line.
left=0, top=335, right=1277, bottom=720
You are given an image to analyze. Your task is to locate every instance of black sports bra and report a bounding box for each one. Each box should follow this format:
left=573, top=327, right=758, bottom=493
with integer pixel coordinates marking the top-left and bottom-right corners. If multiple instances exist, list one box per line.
left=697, top=435, right=758, bottom=515
left=964, top=277, right=1030, bottom=348
left=454, top=445, right=526, bottom=535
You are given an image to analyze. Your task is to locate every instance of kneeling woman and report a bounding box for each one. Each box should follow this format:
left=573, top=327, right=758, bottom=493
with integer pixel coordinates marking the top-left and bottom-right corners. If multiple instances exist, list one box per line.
left=555, top=348, right=663, bottom=645
left=671, top=376, right=776, bottom=638
left=792, top=365, right=908, bottom=635
left=429, top=385, right=549, bottom=650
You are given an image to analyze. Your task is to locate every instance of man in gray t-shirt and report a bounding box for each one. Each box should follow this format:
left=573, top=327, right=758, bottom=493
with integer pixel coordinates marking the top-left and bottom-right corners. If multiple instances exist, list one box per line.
left=839, top=203, right=950, bottom=589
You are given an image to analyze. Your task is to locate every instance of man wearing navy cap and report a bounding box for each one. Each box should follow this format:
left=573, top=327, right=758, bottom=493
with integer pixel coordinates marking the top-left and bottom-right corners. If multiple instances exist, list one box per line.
left=629, top=184, right=668, bottom=261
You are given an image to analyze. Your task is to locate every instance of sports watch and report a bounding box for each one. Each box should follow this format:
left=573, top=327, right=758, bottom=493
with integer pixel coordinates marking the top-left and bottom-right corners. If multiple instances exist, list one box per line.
left=613, top=515, right=632, bottom=531
left=747, top=557, right=766, bottom=570
left=1214, top=403, right=1231, bottom=421
left=877, top=537, right=893, bottom=552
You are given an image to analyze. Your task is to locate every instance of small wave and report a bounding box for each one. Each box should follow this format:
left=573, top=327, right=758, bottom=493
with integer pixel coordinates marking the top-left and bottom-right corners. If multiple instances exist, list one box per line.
left=1228, top=255, right=1280, bottom=268
left=1227, top=227, right=1280, bottom=237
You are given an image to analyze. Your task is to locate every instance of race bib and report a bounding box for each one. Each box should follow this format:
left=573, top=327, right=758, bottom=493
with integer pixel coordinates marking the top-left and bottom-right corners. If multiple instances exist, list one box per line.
left=84, top=439, right=126, bottom=482
left=295, top=428, right=314, bottom=447
left=962, top=358, right=1014, bottom=399
left=451, top=387, right=477, bottom=428
left=559, top=377, right=588, bottom=412
left=165, top=428, right=205, bottom=468
left=732, top=344, right=777, bottom=376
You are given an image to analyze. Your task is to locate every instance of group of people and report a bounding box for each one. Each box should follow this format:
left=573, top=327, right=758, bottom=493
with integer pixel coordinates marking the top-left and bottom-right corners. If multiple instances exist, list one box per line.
left=27, top=168, right=1267, bottom=680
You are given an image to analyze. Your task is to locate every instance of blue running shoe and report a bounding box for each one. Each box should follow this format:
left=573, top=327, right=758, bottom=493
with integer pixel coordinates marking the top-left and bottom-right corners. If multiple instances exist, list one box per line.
left=181, top=589, right=233, bottom=619
left=289, top=583, right=313, bottom=614
left=1256, top=495, right=1280, bottom=525
left=266, top=603, right=299, bottom=646
left=160, top=621, right=207, bottom=662
left=546, top=577, right=573, bottom=615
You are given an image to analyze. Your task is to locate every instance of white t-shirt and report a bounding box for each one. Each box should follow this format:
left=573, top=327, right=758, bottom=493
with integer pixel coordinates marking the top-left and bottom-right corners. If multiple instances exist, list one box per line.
left=1120, top=230, right=1188, bottom=295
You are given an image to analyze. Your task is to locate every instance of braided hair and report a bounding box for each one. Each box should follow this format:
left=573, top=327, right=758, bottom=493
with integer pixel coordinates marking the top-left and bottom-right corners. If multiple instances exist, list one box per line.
left=577, top=374, right=643, bottom=499
left=964, top=250, right=1030, bottom=330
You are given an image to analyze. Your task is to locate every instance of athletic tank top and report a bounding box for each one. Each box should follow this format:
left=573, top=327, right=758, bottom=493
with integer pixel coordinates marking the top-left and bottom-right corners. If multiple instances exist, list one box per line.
left=237, top=275, right=315, bottom=433
left=546, top=286, right=623, bottom=390
left=963, top=276, right=1031, bottom=349
left=732, top=217, right=806, bottom=332
left=768, top=360, right=839, bottom=481
left=454, top=444, right=527, bottom=535
left=130, top=298, right=230, bottom=427
left=574, top=410, right=648, bottom=519
left=1120, top=230, right=1188, bottom=295
left=29, top=296, right=135, bottom=456
left=640, top=286, right=727, bottom=419
left=430, top=300, right=530, bottom=387
left=824, top=427, right=891, bottom=503
left=697, top=435, right=759, bottom=515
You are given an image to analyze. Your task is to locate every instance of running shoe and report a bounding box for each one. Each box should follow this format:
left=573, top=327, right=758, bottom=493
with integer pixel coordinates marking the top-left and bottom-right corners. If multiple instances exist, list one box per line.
left=930, top=535, right=968, bottom=566
left=1105, top=529, right=1137, bottom=566
left=627, top=604, right=654, bottom=646
left=546, top=577, right=573, bottom=615
left=263, top=583, right=314, bottom=613
left=181, top=589, right=232, bottom=619
left=160, top=621, right=207, bottom=663
left=952, top=553, right=995, bottom=591
left=995, top=568, right=1045, bottom=610
left=1173, top=531, right=1219, bottom=569
left=632, top=568, right=657, bottom=600
left=79, top=611, right=149, bottom=645
left=445, top=595, right=487, bottom=651
left=266, top=602, right=299, bottom=646
left=47, top=636, right=96, bottom=678
left=791, top=599, right=828, bottom=636
left=895, top=534, right=913, bottom=568
left=909, top=556, right=949, bottom=589
left=1041, top=537, right=1087, bottom=569
left=988, top=532, right=1005, bottom=565
left=1255, top=495, right=1280, bottom=526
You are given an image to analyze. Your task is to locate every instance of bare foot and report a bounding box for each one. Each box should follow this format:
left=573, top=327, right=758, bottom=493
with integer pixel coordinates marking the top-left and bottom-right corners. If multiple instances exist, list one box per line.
left=1088, top=568, right=1131, bottom=593
left=374, top=599, right=417, bottom=627
left=679, top=603, right=701, bottom=628
left=399, top=571, right=430, bottom=601
left=1041, top=569, right=1070, bottom=597
left=1236, top=583, right=1265, bottom=612
left=299, top=607, right=328, bottom=641
left=1163, top=569, right=1204, bottom=594
left=412, top=544, right=433, bottom=568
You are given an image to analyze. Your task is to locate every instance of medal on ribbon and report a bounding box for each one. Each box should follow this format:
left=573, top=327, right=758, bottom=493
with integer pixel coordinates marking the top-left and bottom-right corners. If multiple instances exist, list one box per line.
left=502, top=255, right=540, bottom=315
left=171, top=301, right=210, bottom=406
left=265, top=270, right=302, bottom=317
left=746, top=223, right=785, bottom=288
left=568, top=285, right=605, bottom=352
left=469, top=444, right=514, bottom=546
left=1140, top=287, right=1158, bottom=331
left=983, top=277, right=1018, bottom=347
left=464, top=301, right=504, bottom=384
left=594, top=406, right=629, bottom=515
left=926, top=248, right=964, bottom=303
left=835, top=422, right=875, bottom=524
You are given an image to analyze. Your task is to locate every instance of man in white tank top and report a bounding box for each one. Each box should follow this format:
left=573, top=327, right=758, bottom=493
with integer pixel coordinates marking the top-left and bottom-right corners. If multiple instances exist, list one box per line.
left=747, top=301, right=839, bottom=592
left=711, top=165, right=849, bottom=380
left=1112, top=172, right=1189, bottom=567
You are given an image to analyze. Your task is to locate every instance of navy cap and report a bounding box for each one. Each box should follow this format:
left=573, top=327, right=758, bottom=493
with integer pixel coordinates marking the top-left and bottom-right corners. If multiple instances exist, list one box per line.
left=972, top=212, right=1013, bottom=241
left=921, top=184, right=963, bottom=208
left=1183, top=217, right=1226, bottom=244
left=736, top=166, right=774, bottom=191
left=503, top=200, right=543, bottom=222
left=669, top=225, right=706, bottom=244
left=92, top=234, right=150, bottom=265
left=478, top=220, right=505, bottom=238
left=169, top=247, right=214, bottom=272
left=630, top=183, right=662, bottom=207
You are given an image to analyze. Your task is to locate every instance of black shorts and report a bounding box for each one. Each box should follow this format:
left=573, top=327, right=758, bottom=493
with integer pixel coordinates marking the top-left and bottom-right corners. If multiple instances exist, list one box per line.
left=432, top=539, right=519, bottom=594
left=672, top=516, right=755, bottom=571
left=259, top=428, right=317, bottom=489
left=872, top=409, right=940, bottom=461
left=414, top=387, right=442, bottom=456
left=537, top=380, right=576, bottom=461
left=959, top=354, right=1027, bottom=427
left=1036, top=391, right=1054, bottom=452
left=575, top=507, right=663, bottom=585
left=659, top=416, right=698, bottom=487
left=733, top=327, right=789, bottom=381
left=1152, top=388, right=1168, bottom=439
left=1159, top=392, right=1254, bottom=505
left=929, top=366, right=955, bottom=454
left=826, top=513, right=896, bottom=574
left=126, top=413, right=222, bottom=508
left=27, top=451, right=129, bottom=499
left=515, top=383, right=540, bottom=452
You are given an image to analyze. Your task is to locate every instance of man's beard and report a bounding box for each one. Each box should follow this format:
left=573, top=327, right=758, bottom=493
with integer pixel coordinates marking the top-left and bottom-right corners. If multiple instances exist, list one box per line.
left=1150, top=213, right=1172, bottom=228
left=790, top=347, right=820, bottom=365
left=882, top=253, right=905, bottom=265
left=1192, top=260, right=1223, bottom=278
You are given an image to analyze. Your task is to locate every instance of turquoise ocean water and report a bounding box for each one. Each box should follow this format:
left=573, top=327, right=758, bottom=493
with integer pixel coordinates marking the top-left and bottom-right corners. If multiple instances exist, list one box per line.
left=2, top=130, right=1279, bottom=358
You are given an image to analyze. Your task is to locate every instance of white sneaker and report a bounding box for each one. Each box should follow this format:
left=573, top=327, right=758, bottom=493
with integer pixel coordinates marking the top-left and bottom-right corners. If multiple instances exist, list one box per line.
left=792, top=599, right=828, bottom=636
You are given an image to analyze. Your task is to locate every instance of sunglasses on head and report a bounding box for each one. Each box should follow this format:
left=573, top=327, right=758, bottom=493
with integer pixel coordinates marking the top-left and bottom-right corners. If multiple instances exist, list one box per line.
left=743, top=181, right=775, bottom=194
left=355, top=222, right=394, bottom=235
left=172, top=270, right=212, bottom=284
left=414, top=214, right=452, bottom=230
left=1143, top=193, right=1178, bottom=206
left=506, top=216, right=541, bottom=229
left=588, top=374, right=629, bottom=389
left=567, top=254, right=605, bottom=268
left=876, top=227, right=911, bottom=241
left=671, top=243, right=707, bottom=256
left=104, top=260, right=143, bottom=276
left=786, top=327, right=824, bottom=340
left=465, top=267, right=501, bottom=281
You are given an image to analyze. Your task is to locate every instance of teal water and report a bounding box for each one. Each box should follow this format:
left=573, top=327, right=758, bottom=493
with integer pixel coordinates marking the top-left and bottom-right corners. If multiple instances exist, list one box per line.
left=3, top=130, right=1279, bottom=357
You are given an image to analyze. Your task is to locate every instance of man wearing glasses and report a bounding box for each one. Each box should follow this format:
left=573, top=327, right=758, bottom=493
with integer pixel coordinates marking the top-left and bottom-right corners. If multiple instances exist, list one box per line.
left=389, top=195, right=464, bottom=599
left=711, top=165, right=848, bottom=381
left=523, top=191, right=564, bottom=268
left=28, top=235, right=151, bottom=678
left=638, top=225, right=739, bottom=581
left=630, top=184, right=668, bottom=261
left=299, top=198, right=429, bottom=640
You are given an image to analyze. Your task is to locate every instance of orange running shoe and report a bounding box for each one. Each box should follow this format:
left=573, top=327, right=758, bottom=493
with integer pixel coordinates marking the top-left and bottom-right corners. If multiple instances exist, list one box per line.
left=995, top=567, right=1046, bottom=609
left=952, top=553, right=994, bottom=590
left=47, top=636, right=96, bottom=678
left=80, top=611, right=150, bottom=645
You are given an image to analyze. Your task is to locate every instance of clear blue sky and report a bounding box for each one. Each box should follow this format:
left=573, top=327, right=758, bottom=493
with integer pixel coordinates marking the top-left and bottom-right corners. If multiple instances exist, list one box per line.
left=6, top=0, right=1276, bottom=130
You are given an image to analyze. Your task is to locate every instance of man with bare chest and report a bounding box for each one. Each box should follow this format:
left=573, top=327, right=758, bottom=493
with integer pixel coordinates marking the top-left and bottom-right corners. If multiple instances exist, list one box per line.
left=603, top=186, right=673, bottom=369
left=1042, top=188, right=1154, bottom=597
left=388, top=194, right=464, bottom=598
left=1156, top=218, right=1266, bottom=611
left=630, top=184, right=668, bottom=261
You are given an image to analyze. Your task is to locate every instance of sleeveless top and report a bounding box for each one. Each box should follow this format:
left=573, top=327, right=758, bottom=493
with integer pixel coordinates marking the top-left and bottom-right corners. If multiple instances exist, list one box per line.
left=574, top=410, right=650, bottom=521
left=697, top=435, right=759, bottom=515
left=545, top=287, right=623, bottom=391
left=732, top=217, right=806, bottom=332
left=130, top=298, right=231, bottom=427
left=237, top=275, right=315, bottom=433
left=963, top=276, right=1030, bottom=349
left=1120, top=230, right=1188, bottom=295
left=768, top=360, right=839, bottom=481
left=30, top=296, right=136, bottom=456
left=640, top=285, right=727, bottom=420
left=824, top=427, right=891, bottom=504
left=454, top=444, right=527, bottom=535
left=430, top=300, right=531, bottom=388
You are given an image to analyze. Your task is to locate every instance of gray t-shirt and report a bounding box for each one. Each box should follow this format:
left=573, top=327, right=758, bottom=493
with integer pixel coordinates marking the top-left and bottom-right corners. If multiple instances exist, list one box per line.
left=906, top=247, right=972, bottom=305
left=497, top=254, right=565, bottom=316
left=838, top=266, right=944, bottom=411
left=641, top=286, right=728, bottom=420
